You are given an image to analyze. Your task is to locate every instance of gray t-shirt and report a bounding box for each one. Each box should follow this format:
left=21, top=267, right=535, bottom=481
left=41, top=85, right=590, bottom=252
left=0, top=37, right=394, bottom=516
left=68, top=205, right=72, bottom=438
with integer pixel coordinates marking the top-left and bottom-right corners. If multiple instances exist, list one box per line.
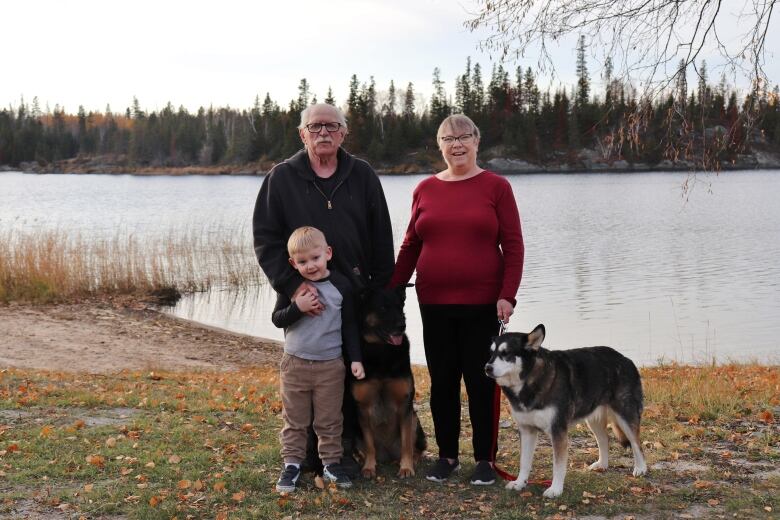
left=283, top=279, right=344, bottom=361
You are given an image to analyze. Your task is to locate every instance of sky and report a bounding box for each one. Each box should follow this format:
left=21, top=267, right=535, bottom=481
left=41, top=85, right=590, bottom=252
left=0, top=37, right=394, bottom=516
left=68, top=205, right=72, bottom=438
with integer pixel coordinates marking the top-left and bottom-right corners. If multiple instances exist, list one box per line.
left=3, top=0, right=778, bottom=115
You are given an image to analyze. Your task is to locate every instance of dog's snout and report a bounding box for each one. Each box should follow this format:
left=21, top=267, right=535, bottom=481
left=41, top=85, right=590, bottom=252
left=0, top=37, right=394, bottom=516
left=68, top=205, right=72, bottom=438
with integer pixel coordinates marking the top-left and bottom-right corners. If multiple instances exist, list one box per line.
left=484, top=363, right=494, bottom=377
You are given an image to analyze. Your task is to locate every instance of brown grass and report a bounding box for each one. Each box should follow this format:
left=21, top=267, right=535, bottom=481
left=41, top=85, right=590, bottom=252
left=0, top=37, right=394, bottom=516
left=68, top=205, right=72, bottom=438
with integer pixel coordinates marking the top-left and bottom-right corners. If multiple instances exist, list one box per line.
left=1, top=363, right=777, bottom=519
left=0, top=226, right=262, bottom=302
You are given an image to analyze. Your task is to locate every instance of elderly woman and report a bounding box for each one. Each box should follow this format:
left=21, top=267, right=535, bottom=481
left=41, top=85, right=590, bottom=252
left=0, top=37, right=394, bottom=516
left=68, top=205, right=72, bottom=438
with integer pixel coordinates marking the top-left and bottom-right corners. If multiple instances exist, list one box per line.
left=390, top=114, right=524, bottom=485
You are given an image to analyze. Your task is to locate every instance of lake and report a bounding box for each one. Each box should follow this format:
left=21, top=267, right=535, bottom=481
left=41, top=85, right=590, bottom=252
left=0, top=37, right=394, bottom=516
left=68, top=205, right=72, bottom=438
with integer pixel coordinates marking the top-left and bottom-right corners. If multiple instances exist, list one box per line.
left=2, top=169, right=778, bottom=367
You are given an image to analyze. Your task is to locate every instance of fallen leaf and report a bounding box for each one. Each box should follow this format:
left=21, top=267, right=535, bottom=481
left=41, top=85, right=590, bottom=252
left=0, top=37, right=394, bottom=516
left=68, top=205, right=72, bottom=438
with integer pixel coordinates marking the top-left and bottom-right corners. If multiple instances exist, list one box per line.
left=759, top=410, right=774, bottom=423
left=145, top=461, right=155, bottom=468
left=120, top=468, right=133, bottom=476
left=177, top=479, right=191, bottom=489
left=707, top=499, right=720, bottom=506
left=105, top=437, right=117, bottom=448
left=694, top=480, right=715, bottom=489
left=168, top=454, right=182, bottom=464
left=137, top=483, right=148, bottom=489
left=213, top=481, right=226, bottom=492
left=86, top=455, right=105, bottom=468
left=193, top=479, right=204, bottom=491
left=84, top=484, right=94, bottom=492
left=314, top=476, right=325, bottom=489
left=232, top=491, right=246, bottom=502
left=149, top=495, right=161, bottom=507
left=39, top=425, right=54, bottom=438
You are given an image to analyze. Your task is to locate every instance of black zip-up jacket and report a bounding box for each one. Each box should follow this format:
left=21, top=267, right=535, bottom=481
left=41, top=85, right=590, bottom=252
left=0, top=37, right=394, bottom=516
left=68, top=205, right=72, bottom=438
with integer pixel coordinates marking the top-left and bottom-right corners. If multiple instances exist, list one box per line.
left=253, top=147, right=395, bottom=299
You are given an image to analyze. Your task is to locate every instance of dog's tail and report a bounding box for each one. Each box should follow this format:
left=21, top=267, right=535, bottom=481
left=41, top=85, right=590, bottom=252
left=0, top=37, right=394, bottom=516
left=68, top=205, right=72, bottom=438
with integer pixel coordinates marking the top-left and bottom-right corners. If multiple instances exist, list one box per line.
left=610, top=423, right=632, bottom=449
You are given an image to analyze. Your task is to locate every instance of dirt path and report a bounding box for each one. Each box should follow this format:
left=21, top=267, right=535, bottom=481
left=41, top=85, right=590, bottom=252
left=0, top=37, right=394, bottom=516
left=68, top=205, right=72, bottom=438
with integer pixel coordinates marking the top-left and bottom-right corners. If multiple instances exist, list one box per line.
left=0, top=299, right=282, bottom=373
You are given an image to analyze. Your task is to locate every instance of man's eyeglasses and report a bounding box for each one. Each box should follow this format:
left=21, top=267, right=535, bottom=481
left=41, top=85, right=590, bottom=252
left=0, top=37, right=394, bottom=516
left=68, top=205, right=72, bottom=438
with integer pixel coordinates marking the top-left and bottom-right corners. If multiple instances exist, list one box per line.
left=305, top=122, right=343, bottom=133
left=440, top=133, right=474, bottom=145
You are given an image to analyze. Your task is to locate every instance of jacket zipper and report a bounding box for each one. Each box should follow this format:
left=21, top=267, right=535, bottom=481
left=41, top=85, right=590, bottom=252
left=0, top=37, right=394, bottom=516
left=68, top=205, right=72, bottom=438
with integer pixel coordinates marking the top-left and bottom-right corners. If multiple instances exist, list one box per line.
left=312, top=177, right=346, bottom=210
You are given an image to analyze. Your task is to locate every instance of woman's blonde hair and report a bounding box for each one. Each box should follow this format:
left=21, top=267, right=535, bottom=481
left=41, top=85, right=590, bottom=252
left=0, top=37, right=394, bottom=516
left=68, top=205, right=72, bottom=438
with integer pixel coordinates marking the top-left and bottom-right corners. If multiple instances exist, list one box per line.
left=436, top=114, right=481, bottom=144
left=287, top=226, right=328, bottom=255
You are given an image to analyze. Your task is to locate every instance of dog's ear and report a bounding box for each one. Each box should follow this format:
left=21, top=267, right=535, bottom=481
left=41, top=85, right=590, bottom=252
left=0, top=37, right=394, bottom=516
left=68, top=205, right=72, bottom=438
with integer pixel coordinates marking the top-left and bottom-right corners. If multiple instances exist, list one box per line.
left=393, top=284, right=408, bottom=304
left=527, top=324, right=545, bottom=350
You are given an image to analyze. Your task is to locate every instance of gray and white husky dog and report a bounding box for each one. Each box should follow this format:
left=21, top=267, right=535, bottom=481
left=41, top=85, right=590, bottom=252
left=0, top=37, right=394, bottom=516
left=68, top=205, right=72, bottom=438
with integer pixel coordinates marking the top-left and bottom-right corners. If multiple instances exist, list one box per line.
left=484, top=324, right=647, bottom=497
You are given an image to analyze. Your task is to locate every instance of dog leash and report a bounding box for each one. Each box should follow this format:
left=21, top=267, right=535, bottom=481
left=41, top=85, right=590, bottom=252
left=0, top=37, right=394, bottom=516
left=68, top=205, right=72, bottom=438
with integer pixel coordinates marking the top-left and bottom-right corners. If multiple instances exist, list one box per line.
left=490, top=319, right=553, bottom=487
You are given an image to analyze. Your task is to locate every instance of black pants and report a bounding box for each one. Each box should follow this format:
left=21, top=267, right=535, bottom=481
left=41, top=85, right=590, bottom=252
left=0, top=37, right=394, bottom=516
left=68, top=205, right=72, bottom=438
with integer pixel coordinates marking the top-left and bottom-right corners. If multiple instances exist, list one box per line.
left=420, top=304, right=499, bottom=462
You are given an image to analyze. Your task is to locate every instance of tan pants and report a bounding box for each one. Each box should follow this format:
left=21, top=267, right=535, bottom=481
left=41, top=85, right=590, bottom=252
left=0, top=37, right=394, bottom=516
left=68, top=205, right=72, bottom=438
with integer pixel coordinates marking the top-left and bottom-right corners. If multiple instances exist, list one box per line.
left=279, top=353, right=345, bottom=465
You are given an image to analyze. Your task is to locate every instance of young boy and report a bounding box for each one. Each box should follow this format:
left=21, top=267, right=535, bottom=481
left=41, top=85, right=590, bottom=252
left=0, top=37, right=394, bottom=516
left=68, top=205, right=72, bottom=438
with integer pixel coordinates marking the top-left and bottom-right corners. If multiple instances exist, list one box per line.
left=272, top=226, right=365, bottom=493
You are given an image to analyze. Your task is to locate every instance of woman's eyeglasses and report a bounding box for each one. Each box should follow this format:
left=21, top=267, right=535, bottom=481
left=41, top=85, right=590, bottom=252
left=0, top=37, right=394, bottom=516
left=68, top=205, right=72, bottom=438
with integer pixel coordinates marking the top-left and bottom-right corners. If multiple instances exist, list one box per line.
left=440, top=133, right=474, bottom=145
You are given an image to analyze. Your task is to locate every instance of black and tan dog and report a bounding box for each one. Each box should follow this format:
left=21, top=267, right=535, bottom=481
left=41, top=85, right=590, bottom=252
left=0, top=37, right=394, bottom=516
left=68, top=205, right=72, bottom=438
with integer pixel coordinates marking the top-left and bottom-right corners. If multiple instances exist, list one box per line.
left=485, top=324, right=647, bottom=497
left=351, top=286, right=426, bottom=478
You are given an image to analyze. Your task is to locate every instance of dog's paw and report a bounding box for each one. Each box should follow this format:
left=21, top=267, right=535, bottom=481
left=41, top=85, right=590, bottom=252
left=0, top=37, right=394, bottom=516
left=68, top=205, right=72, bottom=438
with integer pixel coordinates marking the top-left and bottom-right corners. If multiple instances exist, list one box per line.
left=588, top=460, right=608, bottom=472
left=632, top=463, right=647, bottom=477
left=397, top=466, right=415, bottom=479
left=361, top=466, right=377, bottom=479
left=505, top=479, right=526, bottom=491
left=542, top=485, right=563, bottom=498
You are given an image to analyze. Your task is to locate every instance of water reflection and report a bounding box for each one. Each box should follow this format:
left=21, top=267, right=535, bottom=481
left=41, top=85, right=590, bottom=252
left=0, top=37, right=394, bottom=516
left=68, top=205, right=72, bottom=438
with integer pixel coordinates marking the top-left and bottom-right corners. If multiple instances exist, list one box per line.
left=3, top=170, right=779, bottom=367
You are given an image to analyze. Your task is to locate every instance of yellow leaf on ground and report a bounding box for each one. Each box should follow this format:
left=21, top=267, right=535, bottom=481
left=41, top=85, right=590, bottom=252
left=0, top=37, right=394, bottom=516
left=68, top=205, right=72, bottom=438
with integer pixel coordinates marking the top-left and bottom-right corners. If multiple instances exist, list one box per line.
left=213, top=481, right=226, bottom=492
left=84, top=484, right=94, bottom=492
left=39, top=425, right=54, bottom=438
left=232, top=491, right=245, bottom=502
left=193, top=479, right=204, bottom=491
left=86, top=455, right=105, bottom=468
left=177, top=480, right=191, bottom=489
left=149, top=495, right=161, bottom=507
left=105, top=437, right=117, bottom=448
left=314, top=476, right=325, bottom=489
left=145, top=462, right=155, bottom=468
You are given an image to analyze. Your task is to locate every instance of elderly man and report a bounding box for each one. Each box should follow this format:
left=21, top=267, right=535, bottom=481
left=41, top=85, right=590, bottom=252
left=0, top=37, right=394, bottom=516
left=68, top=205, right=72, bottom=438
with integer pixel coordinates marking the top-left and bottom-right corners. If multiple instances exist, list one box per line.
left=253, top=103, right=395, bottom=478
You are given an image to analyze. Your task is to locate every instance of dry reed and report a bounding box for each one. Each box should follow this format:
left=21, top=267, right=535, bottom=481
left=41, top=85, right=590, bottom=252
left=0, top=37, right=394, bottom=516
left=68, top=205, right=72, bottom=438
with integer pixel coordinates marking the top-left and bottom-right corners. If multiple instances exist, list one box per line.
left=0, top=226, right=263, bottom=302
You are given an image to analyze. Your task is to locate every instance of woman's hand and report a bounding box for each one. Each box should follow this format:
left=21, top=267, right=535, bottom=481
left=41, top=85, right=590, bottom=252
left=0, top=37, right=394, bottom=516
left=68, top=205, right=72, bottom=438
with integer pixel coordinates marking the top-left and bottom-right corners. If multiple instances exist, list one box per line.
left=497, top=298, right=514, bottom=324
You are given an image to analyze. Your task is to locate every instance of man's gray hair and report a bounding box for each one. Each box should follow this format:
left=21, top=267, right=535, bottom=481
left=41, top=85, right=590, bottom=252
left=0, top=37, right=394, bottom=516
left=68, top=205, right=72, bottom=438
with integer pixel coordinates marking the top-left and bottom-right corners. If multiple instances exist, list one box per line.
left=298, top=104, right=348, bottom=130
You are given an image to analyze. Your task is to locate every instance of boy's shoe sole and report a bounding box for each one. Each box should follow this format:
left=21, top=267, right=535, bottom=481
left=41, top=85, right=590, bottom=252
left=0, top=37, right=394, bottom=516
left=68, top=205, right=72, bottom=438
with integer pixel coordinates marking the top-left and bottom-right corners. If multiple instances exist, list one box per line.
left=275, top=483, right=297, bottom=493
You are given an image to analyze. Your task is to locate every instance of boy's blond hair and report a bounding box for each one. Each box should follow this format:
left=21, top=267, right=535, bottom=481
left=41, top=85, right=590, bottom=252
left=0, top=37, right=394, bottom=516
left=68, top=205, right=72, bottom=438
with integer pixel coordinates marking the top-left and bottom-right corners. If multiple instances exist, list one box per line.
left=287, top=226, right=328, bottom=255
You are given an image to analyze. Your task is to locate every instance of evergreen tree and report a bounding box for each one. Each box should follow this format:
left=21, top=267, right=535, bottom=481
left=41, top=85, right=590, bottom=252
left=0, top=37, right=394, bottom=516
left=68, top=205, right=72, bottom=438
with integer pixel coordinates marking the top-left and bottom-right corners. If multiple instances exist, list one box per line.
left=575, top=35, right=590, bottom=108
left=325, top=87, right=335, bottom=105
left=386, top=80, right=397, bottom=116
left=403, top=82, right=416, bottom=118
left=471, top=62, right=484, bottom=116
left=297, top=79, right=311, bottom=111
left=430, top=67, right=450, bottom=125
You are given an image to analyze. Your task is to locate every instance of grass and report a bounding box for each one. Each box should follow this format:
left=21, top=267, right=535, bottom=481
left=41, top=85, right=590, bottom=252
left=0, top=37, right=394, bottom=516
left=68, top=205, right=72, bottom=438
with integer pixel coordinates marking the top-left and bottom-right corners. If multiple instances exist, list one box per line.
left=1, top=364, right=777, bottom=519
left=0, top=226, right=262, bottom=303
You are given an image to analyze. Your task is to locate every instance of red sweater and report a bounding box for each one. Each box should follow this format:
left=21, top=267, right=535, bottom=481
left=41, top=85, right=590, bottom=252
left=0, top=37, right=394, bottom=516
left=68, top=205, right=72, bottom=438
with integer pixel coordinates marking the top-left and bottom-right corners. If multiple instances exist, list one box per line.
left=391, top=170, right=524, bottom=305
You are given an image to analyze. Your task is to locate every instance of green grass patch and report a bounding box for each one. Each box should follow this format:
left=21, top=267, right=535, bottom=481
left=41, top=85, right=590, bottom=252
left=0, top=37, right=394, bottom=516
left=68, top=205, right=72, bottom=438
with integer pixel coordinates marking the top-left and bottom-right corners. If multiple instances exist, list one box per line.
left=1, top=365, right=778, bottom=519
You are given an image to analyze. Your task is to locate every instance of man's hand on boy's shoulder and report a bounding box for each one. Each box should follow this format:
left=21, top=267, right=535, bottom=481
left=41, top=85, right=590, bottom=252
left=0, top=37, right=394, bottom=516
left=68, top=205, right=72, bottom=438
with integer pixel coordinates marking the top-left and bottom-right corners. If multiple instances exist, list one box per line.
left=293, top=283, right=324, bottom=315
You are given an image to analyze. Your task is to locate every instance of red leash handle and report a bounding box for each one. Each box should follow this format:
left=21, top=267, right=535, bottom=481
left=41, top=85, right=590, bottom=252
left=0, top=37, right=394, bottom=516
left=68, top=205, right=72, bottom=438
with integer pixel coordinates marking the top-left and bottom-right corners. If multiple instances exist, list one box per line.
left=491, top=383, right=517, bottom=481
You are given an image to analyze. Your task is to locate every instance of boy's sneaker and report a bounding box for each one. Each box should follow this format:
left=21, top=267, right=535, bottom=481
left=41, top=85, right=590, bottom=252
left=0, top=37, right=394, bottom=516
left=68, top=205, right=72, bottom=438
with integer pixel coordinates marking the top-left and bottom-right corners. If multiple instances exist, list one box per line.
left=426, top=458, right=460, bottom=483
left=276, top=464, right=301, bottom=493
left=323, top=463, right=353, bottom=488
left=469, top=460, right=496, bottom=485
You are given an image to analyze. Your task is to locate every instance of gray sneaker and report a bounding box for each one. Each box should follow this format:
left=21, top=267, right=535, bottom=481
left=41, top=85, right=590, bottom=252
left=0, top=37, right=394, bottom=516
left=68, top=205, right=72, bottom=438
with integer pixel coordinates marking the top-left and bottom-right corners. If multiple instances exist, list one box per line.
left=323, top=463, right=353, bottom=488
left=426, top=458, right=460, bottom=483
left=276, top=464, right=301, bottom=493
